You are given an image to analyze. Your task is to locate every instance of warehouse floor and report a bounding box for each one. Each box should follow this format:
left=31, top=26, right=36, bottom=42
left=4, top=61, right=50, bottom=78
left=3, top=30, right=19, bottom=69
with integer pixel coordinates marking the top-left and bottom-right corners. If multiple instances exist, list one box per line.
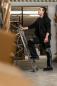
left=0, top=60, right=57, bottom=86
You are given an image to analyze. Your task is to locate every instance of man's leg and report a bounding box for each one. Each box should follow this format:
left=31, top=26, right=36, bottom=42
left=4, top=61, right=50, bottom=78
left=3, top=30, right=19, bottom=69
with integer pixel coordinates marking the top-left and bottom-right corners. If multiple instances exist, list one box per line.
left=28, top=39, right=39, bottom=72
left=43, top=48, right=53, bottom=71
left=30, top=59, right=38, bottom=72
left=28, top=39, right=39, bottom=59
left=46, top=48, right=52, bottom=67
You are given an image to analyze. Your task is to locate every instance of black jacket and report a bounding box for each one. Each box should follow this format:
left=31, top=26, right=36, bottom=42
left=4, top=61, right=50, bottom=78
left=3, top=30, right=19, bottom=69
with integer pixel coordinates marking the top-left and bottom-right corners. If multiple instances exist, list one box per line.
left=28, top=15, right=51, bottom=40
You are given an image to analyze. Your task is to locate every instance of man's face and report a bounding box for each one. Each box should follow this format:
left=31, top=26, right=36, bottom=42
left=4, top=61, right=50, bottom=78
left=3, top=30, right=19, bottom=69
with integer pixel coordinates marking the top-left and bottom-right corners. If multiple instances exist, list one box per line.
left=38, top=7, right=44, bottom=17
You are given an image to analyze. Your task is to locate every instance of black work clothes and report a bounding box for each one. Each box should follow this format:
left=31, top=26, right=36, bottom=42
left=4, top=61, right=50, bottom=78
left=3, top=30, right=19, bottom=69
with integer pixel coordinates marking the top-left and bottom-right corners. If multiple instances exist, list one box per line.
left=28, top=15, right=52, bottom=68
left=28, top=36, right=50, bottom=59
left=28, top=16, right=51, bottom=40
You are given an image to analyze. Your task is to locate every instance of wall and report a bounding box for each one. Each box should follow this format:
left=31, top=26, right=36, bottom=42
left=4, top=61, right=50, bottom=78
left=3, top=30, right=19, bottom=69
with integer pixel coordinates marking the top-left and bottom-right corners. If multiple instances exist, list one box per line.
left=48, top=6, right=56, bottom=59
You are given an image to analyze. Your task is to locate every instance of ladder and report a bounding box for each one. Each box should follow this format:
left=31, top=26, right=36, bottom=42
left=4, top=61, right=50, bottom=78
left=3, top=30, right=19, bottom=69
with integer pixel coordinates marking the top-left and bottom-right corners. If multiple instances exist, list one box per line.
left=17, top=25, right=30, bottom=60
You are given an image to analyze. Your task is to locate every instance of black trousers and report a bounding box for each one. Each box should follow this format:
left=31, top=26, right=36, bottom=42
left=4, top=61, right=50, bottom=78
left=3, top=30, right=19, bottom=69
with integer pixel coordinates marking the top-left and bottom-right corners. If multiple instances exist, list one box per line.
left=28, top=36, right=52, bottom=67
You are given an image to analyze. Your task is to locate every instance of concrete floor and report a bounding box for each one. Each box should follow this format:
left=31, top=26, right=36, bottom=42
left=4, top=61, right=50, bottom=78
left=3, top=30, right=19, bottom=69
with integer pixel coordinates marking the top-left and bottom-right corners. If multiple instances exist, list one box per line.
left=0, top=60, right=57, bottom=86
left=23, top=63, right=57, bottom=86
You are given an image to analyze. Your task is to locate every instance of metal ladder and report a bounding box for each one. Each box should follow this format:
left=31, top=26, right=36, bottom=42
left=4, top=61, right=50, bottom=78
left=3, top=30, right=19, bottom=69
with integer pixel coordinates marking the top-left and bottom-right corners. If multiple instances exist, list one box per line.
left=17, top=25, right=30, bottom=60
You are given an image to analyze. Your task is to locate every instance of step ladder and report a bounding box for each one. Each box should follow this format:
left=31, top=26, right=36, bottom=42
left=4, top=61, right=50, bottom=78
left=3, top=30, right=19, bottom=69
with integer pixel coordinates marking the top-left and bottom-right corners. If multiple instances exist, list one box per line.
left=17, top=25, right=31, bottom=60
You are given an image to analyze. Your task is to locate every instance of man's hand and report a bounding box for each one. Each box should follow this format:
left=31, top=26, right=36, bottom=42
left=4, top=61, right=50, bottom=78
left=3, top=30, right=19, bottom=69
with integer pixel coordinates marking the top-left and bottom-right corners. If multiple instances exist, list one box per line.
left=21, top=27, right=28, bottom=31
left=44, top=33, right=49, bottom=43
left=44, top=36, right=48, bottom=43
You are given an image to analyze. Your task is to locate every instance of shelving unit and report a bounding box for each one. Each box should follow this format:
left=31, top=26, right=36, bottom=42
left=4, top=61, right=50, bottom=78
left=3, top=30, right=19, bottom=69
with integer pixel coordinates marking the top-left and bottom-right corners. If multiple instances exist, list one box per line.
left=3, top=1, right=11, bottom=31
left=0, top=0, right=16, bottom=63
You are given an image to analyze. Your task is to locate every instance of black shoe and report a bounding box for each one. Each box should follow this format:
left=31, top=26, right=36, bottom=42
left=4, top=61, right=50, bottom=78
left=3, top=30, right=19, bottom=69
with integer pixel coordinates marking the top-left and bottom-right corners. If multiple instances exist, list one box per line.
left=31, top=69, right=36, bottom=72
left=36, top=67, right=38, bottom=71
left=43, top=67, right=53, bottom=71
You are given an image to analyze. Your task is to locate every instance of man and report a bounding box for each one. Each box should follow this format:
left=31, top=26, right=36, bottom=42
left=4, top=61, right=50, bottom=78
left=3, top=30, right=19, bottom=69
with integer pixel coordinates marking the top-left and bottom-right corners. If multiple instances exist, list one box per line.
left=22, top=7, right=53, bottom=71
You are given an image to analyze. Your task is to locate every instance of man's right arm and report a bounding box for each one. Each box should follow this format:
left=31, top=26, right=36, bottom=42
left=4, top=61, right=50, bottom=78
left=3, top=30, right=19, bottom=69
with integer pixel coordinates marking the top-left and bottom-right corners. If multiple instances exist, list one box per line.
left=28, top=19, right=37, bottom=29
left=22, top=18, right=38, bottom=31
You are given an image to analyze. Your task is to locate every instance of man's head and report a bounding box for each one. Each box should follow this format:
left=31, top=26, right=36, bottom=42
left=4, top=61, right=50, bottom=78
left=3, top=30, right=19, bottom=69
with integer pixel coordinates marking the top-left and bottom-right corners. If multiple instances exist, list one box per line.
left=38, top=7, right=47, bottom=17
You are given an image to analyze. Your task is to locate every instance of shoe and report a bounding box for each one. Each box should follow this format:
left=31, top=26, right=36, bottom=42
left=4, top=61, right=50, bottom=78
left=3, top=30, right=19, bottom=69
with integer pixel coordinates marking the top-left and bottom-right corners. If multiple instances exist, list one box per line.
left=31, top=67, right=38, bottom=72
left=31, top=69, right=36, bottom=72
left=43, top=67, right=53, bottom=71
left=36, top=67, right=38, bottom=71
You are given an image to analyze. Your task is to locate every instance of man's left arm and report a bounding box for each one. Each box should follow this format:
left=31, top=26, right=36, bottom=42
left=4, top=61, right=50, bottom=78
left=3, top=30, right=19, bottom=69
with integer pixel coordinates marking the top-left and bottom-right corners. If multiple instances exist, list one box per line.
left=44, top=19, right=51, bottom=43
